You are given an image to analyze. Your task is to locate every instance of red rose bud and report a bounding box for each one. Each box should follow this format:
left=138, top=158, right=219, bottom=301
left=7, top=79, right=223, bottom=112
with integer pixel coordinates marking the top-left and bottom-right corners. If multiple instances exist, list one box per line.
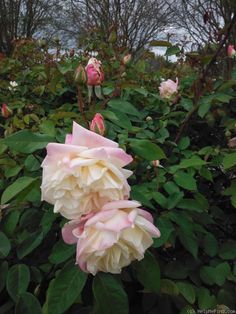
left=1, top=104, right=12, bottom=118
left=90, top=113, right=105, bottom=136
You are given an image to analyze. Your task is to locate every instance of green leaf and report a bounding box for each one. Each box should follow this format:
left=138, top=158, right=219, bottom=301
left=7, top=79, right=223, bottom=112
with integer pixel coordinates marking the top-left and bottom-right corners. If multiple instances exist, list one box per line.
left=17, top=231, right=44, bottom=259
left=200, top=263, right=231, bottom=286
left=24, top=155, right=41, bottom=172
left=43, top=263, right=87, bottom=314
left=6, top=264, right=30, bottom=302
left=15, top=292, right=42, bottom=314
left=108, top=99, right=141, bottom=117
left=2, top=211, right=20, bottom=236
left=198, top=100, right=211, bottom=118
left=203, top=233, right=218, bottom=257
left=198, top=287, right=216, bottom=310
left=49, top=240, right=75, bottom=264
left=153, top=217, right=174, bottom=248
left=161, top=279, right=179, bottom=296
left=1, top=176, right=37, bottom=204
left=219, top=240, right=236, bottom=259
left=174, top=171, right=197, bottom=191
left=135, top=251, right=160, bottom=293
left=129, top=139, right=166, bottom=161
left=0, top=232, right=11, bottom=258
left=177, top=282, right=196, bottom=304
left=180, top=305, right=196, bottom=314
left=179, top=230, right=198, bottom=258
left=93, top=273, right=129, bottom=314
left=0, top=261, right=8, bottom=293
left=165, top=46, right=180, bottom=56
left=4, top=130, right=54, bottom=154
left=223, top=153, right=236, bottom=170
left=102, top=110, right=132, bottom=130
left=178, top=156, right=206, bottom=169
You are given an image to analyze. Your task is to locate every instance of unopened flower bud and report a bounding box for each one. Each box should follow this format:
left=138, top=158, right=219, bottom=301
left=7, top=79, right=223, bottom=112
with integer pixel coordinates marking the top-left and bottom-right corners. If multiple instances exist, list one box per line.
left=1, top=104, right=12, bottom=118
left=90, top=113, right=105, bottom=136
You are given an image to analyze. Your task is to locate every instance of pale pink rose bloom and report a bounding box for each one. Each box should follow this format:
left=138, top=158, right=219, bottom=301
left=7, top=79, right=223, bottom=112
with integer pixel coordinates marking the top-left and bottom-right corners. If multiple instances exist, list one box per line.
left=41, top=122, right=133, bottom=220
left=159, top=78, right=178, bottom=99
left=90, top=113, right=105, bottom=136
left=227, top=45, right=236, bottom=58
left=62, top=200, right=161, bottom=275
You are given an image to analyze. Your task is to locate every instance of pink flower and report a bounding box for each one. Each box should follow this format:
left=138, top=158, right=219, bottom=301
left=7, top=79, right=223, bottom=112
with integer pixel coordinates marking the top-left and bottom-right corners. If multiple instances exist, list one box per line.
left=62, top=200, right=160, bottom=275
left=159, top=78, right=178, bottom=99
left=227, top=45, right=236, bottom=58
left=41, top=122, right=133, bottom=219
left=90, top=113, right=105, bottom=136
left=85, top=57, right=104, bottom=86
left=1, top=104, right=12, bottom=118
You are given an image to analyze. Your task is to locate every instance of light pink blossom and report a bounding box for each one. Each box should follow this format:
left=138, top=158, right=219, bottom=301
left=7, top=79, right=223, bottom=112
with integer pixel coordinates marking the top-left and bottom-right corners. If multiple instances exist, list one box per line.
left=62, top=200, right=160, bottom=275
left=41, top=122, right=133, bottom=219
left=159, top=78, right=178, bottom=99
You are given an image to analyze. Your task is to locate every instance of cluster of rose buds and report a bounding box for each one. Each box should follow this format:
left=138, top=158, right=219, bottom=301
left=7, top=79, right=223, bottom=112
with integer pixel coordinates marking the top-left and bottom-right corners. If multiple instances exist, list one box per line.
left=41, top=122, right=160, bottom=275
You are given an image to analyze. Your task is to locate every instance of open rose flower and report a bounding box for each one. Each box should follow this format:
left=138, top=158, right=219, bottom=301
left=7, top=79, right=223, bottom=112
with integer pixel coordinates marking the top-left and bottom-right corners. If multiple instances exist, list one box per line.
left=62, top=200, right=160, bottom=275
left=159, top=78, right=178, bottom=99
left=41, top=122, right=133, bottom=220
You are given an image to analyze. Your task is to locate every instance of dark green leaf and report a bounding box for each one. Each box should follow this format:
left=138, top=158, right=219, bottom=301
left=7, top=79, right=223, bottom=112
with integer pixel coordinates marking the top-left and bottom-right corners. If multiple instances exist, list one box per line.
left=1, top=176, right=37, bottom=204
left=6, top=264, right=30, bottom=301
left=174, top=171, right=197, bottom=191
left=93, top=273, right=129, bottom=314
left=4, top=130, right=54, bottom=154
left=108, top=99, right=141, bottom=117
left=17, top=231, right=44, bottom=259
left=223, top=153, right=236, bottom=170
left=43, top=263, right=87, bottom=314
left=135, top=251, right=160, bottom=293
left=49, top=240, right=75, bottom=264
left=0, top=232, right=11, bottom=258
left=161, top=279, right=179, bottom=296
left=176, top=282, right=196, bottom=304
left=15, top=292, right=42, bottom=314
left=129, top=139, right=166, bottom=161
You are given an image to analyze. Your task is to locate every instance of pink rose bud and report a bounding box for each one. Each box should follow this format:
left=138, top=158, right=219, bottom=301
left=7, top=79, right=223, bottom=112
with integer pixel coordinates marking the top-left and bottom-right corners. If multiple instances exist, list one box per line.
left=85, top=57, right=104, bottom=86
left=90, top=113, right=105, bottom=136
left=152, top=160, right=160, bottom=167
left=227, top=45, right=236, bottom=58
left=159, top=78, right=178, bottom=99
left=123, top=54, right=131, bottom=65
left=1, top=104, right=12, bottom=118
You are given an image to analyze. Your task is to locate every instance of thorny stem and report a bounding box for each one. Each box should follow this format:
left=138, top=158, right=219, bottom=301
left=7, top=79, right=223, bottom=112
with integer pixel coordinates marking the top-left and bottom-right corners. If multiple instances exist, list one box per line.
left=174, top=13, right=236, bottom=144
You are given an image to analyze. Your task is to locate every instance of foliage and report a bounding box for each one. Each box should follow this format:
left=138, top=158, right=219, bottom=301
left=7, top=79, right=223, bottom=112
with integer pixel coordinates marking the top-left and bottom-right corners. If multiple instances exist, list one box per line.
left=0, top=39, right=236, bottom=314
